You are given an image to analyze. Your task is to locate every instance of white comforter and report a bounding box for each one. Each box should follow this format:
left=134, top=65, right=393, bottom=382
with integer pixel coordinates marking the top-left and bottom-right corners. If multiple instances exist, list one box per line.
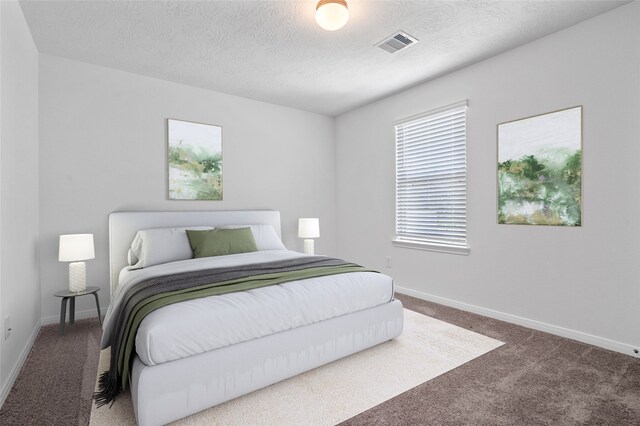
left=102, top=250, right=394, bottom=366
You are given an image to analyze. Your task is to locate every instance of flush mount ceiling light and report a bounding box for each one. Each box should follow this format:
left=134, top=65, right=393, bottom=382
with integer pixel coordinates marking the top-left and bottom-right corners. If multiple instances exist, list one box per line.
left=315, top=0, right=349, bottom=31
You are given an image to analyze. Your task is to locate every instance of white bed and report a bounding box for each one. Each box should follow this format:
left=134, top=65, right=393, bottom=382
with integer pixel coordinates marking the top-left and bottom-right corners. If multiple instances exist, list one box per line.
left=106, top=210, right=404, bottom=425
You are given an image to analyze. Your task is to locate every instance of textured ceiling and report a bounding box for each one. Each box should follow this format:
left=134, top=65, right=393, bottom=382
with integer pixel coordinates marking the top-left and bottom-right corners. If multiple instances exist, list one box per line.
left=20, top=1, right=627, bottom=116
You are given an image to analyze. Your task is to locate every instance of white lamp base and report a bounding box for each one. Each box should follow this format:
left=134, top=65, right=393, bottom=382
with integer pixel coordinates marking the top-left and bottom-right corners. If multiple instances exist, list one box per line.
left=69, top=261, right=87, bottom=292
left=303, top=239, right=315, bottom=255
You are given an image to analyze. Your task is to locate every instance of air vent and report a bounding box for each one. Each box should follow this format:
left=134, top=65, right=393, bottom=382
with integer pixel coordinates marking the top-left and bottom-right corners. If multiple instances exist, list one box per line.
left=376, top=31, right=419, bottom=54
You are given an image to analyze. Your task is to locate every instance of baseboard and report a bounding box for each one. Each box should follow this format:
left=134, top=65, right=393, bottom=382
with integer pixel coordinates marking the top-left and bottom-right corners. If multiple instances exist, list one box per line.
left=0, top=319, right=42, bottom=408
left=396, top=286, right=640, bottom=359
left=41, top=308, right=102, bottom=326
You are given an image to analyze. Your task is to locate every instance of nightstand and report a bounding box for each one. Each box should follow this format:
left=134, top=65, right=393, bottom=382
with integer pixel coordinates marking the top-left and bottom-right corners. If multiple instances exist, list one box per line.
left=54, top=286, right=102, bottom=335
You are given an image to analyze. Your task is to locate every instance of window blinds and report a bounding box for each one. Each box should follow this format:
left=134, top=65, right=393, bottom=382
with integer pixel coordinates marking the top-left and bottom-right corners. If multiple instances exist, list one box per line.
left=395, top=101, right=468, bottom=248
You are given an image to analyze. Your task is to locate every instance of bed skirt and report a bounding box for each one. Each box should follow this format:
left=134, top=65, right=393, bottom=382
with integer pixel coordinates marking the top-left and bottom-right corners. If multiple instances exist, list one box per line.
left=130, top=299, right=404, bottom=425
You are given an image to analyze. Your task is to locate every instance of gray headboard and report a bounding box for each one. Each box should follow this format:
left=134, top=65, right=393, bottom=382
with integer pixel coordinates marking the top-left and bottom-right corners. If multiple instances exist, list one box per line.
left=108, top=210, right=281, bottom=296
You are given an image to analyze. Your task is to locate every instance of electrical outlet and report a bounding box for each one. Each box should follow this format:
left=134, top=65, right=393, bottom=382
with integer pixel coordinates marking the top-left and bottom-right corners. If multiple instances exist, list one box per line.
left=385, top=256, right=392, bottom=268
left=4, top=315, right=11, bottom=340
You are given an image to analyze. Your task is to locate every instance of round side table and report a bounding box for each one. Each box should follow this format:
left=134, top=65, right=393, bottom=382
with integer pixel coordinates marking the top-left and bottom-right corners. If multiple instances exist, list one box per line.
left=54, top=286, right=102, bottom=335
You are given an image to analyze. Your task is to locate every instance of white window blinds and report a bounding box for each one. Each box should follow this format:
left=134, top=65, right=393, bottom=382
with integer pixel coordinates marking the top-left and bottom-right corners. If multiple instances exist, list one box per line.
left=395, top=100, right=468, bottom=249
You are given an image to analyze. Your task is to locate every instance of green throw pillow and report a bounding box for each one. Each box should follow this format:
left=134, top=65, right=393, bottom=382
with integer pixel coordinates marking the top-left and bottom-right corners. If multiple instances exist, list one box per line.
left=186, top=228, right=257, bottom=258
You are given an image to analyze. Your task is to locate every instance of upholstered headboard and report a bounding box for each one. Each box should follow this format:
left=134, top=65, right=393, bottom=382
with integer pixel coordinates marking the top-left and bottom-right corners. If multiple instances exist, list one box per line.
left=108, top=210, right=282, bottom=296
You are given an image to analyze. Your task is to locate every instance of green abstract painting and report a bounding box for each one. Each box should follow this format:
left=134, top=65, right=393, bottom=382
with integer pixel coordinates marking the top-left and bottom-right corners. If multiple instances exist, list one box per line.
left=168, top=119, right=222, bottom=200
left=498, top=107, right=582, bottom=226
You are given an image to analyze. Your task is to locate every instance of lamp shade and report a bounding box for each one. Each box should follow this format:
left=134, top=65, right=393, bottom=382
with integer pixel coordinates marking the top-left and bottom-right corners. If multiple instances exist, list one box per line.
left=59, top=234, right=95, bottom=262
left=315, top=0, right=349, bottom=31
left=298, top=218, right=320, bottom=239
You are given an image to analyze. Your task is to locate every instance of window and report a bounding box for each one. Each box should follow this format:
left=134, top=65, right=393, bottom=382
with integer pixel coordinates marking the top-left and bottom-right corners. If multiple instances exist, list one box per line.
left=394, top=100, right=469, bottom=255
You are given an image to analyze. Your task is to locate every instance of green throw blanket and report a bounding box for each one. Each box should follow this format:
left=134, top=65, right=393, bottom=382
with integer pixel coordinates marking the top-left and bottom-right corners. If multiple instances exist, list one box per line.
left=95, top=256, right=373, bottom=407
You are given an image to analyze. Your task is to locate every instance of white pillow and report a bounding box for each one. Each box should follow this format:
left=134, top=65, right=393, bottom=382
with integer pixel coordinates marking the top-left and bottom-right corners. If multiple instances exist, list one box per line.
left=127, top=249, right=138, bottom=266
left=220, top=224, right=286, bottom=251
left=129, top=226, right=213, bottom=269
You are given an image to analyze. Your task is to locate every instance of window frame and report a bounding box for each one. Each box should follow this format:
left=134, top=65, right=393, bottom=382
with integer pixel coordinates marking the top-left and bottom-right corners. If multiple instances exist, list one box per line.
left=393, top=100, right=470, bottom=255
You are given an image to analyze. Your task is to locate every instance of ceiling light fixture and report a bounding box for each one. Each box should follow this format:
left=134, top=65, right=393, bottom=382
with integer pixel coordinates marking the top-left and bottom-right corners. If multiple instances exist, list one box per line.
left=315, top=0, right=349, bottom=31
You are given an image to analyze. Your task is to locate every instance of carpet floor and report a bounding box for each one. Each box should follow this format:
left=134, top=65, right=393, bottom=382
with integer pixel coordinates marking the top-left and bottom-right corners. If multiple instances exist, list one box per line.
left=1, top=293, right=638, bottom=425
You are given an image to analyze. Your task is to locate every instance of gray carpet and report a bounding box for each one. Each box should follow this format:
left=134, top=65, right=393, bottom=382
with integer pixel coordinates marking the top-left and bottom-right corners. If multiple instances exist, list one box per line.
left=0, top=318, right=102, bottom=426
left=340, top=295, right=640, bottom=426
left=1, top=294, right=638, bottom=425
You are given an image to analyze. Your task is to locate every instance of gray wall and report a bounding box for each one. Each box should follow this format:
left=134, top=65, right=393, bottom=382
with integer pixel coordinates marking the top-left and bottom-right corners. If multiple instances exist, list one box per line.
left=335, top=3, right=640, bottom=354
left=39, top=55, right=336, bottom=320
left=0, top=1, right=41, bottom=400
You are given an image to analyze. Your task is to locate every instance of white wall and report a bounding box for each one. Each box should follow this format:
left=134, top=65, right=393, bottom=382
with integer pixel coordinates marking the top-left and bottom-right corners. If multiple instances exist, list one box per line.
left=39, top=55, right=336, bottom=320
left=0, top=0, right=41, bottom=401
left=335, top=3, right=640, bottom=355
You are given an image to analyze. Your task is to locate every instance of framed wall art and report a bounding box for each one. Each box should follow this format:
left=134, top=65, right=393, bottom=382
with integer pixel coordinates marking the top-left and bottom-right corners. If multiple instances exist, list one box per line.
left=497, top=106, right=582, bottom=226
left=167, top=118, right=223, bottom=200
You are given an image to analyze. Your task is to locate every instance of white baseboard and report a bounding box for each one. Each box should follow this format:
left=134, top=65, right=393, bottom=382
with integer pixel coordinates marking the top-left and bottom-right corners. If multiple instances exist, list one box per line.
left=0, top=319, right=42, bottom=408
left=41, top=308, right=102, bottom=326
left=396, top=285, right=640, bottom=359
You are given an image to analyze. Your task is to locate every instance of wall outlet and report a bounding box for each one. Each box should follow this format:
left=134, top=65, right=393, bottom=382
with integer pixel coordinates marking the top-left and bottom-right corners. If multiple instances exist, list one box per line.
left=4, top=315, right=11, bottom=340
left=385, top=256, right=392, bottom=268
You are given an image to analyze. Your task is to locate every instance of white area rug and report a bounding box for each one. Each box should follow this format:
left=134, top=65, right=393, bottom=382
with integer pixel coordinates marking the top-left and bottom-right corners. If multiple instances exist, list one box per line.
left=90, top=309, right=503, bottom=425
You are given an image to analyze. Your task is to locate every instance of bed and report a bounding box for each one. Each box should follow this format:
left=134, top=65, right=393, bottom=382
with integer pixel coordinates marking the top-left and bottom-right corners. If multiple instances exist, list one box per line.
left=104, top=210, right=404, bottom=425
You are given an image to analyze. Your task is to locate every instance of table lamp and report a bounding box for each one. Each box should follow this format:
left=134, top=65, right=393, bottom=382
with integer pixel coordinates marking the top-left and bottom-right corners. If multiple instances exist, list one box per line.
left=59, top=234, right=95, bottom=292
left=298, top=218, right=320, bottom=255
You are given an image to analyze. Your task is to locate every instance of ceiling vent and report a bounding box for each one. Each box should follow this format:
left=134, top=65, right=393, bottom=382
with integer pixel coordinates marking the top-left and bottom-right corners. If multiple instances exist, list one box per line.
left=376, top=31, right=419, bottom=54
